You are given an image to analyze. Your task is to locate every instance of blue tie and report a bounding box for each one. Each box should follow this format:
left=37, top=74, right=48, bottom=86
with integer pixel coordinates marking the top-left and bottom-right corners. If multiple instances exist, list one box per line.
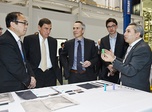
left=77, top=41, right=83, bottom=72
left=18, top=40, right=27, bottom=73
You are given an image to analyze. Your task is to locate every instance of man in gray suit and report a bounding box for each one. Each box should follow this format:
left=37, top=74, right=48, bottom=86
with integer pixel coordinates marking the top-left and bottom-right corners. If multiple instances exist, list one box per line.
left=101, top=23, right=152, bottom=92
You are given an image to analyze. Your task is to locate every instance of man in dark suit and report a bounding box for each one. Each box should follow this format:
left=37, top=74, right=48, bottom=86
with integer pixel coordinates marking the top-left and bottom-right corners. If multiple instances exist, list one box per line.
left=99, top=18, right=128, bottom=83
left=58, top=42, right=65, bottom=76
left=0, top=12, right=36, bottom=93
left=101, top=23, right=152, bottom=92
left=24, top=18, right=62, bottom=88
left=60, top=21, right=98, bottom=84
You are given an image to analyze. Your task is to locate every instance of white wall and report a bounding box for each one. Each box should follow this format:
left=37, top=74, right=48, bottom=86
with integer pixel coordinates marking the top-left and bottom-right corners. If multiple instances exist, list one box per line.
left=0, top=3, right=139, bottom=43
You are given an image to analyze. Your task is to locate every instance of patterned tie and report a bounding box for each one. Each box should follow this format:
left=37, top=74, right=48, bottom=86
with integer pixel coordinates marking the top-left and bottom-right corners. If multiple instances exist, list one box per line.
left=18, top=40, right=27, bottom=73
left=77, top=41, right=83, bottom=72
left=40, top=39, right=47, bottom=72
left=123, top=45, right=132, bottom=62
left=120, top=45, right=132, bottom=80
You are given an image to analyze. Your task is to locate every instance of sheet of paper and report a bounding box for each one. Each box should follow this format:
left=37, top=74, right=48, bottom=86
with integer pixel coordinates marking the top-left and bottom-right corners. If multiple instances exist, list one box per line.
left=21, top=95, right=78, bottom=112
left=31, top=87, right=59, bottom=97
left=0, top=93, right=14, bottom=105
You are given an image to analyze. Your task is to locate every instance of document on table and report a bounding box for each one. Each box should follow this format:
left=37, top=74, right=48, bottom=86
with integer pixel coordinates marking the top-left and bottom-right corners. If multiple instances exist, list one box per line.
left=77, top=83, right=101, bottom=89
left=21, top=95, right=79, bottom=112
left=0, top=110, right=8, bottom=112
left=31, top=87, right=59, bottom=97
left=16, top=90, right=37, bottom=100
left=0, top=93, right=14, bottom=105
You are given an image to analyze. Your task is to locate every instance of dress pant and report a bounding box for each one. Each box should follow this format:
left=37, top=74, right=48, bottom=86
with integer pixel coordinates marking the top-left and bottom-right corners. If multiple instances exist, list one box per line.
left=68, top=70, right=89, bottom=84
left=34, top=68, right=56, bottom=88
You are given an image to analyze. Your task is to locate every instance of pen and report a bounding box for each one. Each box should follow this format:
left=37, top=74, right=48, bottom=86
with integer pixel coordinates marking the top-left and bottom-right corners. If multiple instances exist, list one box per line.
left=65, top=90, right=73, bottom=93
left=0, top=103, right=8, bottom=106
left=80, top=61, right=84, bottom=65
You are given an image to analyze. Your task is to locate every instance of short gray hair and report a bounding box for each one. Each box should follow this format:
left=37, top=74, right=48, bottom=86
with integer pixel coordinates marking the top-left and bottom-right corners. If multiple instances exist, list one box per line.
left=129, top=23, right=144, bottom=38
left=75, top=21, right=86, bottom=30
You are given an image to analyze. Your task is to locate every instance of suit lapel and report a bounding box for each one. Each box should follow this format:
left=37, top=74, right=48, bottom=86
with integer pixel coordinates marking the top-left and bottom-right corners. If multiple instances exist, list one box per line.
left=71, top=39, right=75, bottom=65
left=105, top=35, right=111, bottom=50
left=115, top=33, right=121, bottom=55
left=7, top=31, right=24, bottom=62
left=130, top=39, right=143, bottom=53
left=35, top=35, right=41, bottom=61
left=125, top=39, right=143, bottom=61
left=84, top=38, right=87, bottom=60
left=47, top=37, right=52, bottom=60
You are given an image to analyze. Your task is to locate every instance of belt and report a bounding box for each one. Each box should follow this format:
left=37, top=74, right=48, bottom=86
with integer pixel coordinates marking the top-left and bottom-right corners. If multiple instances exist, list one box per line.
left=70, top=69, right=86, bottom=74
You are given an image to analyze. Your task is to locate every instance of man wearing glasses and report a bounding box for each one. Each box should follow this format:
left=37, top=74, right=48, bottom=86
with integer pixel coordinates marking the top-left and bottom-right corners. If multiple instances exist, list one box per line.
left=99, top=18, right=128, bottom=84
left=0, top=12, right=36, bottom=93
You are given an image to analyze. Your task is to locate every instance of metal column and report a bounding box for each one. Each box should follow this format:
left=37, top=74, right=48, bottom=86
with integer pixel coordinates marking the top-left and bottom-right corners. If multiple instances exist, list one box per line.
left=123, top=0, right=132, bottom=33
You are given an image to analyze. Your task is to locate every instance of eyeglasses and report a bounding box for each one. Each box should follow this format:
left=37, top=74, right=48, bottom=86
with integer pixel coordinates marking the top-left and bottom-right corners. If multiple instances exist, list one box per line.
left=107, top=25, right=116, bottom=29
left=14, top=21, right=28, bottom=26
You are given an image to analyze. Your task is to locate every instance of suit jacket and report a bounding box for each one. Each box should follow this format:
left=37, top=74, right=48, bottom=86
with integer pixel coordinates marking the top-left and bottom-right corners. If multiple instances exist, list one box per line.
left=60, top=38, right=98, bottom=80
left=0, top=30, right=33, bottom=93
left=113, top=39, right=152, bottom=92
left=100, top=33, right=128, bottom=83
left=59, top=48, right=63, bottom=56
left=23, top=34, right=62, bottom=84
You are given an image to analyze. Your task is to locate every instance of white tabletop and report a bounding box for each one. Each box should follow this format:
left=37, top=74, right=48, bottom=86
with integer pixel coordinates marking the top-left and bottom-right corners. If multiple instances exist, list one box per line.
left=1, top=80, right=152, bottom=112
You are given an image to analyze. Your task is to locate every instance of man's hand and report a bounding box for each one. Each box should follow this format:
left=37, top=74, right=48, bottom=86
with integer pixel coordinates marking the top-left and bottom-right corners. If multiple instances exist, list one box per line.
left=107, top=64, right=116, bottom=76
left=82, top=60, right=91, bottom=68
left=101, top=49, right=115, bottom=63
left=28, top=76, right=36, bottom=89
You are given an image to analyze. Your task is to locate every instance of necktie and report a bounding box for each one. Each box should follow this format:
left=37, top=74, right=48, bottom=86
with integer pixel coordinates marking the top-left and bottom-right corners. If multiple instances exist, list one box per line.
left=120, top=45, right=132, bottom=80
left=18, top=40, right=25, bottom=62
left=123, top=46, right=132, bottom=62
left=18, top=40, right=27, bottom=73
left=40, top=39, right=47, bottom=72
left=77, top=41, right=83, bottom=72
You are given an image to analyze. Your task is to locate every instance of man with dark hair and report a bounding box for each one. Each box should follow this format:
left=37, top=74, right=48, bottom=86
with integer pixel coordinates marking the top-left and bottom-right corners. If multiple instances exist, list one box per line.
left=99, top=18, right=128, bottom=83
left=58, top=42, right=65, bottom=76
left=24, top=18, right=62, bottom=88
left=101, top=23, right=152, bottom=92
left=60, top=21, right=98, bottom=84
left=0, top=12, right=36, bottom=93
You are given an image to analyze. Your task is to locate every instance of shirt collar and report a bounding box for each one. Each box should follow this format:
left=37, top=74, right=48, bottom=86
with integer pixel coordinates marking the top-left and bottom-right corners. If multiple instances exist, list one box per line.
left=75, top=37, right=84, bottom=43
left=109, top=33, right=117, bottom=40
left=7, top=29, right=20, bottom=42
left=130, top=38, right=142, bottom=47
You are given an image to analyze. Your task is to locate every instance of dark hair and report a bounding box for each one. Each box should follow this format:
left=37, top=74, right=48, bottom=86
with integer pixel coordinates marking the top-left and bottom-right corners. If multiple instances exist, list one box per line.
left=75, top=21, right=85, bottom=30
left=106, top=18, right=118, bottom=27
left=61, top=42, right=65, bottom=47
left=5, top=12, right=23, bottom=28
left=38, top=18, right=52, bottom=27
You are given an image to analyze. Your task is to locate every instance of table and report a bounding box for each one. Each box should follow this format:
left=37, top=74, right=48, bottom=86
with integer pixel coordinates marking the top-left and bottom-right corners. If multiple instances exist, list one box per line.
left=1, top=80, right=152, bottom=112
